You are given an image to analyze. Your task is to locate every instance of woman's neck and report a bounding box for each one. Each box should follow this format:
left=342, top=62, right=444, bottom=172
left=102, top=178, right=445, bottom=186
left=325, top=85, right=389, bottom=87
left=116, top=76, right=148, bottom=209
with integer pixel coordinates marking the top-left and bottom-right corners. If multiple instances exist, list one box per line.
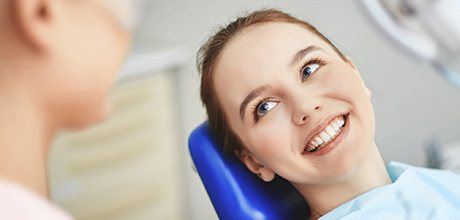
left=0, top=82, right=55, bottom=197
left=296, top=143, right=391, bottom=219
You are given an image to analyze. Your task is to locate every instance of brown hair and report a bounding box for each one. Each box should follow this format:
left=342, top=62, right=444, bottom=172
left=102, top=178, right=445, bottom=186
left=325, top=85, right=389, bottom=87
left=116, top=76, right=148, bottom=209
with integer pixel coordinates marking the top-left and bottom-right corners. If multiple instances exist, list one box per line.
left=197, top=9, right=346, bottom=156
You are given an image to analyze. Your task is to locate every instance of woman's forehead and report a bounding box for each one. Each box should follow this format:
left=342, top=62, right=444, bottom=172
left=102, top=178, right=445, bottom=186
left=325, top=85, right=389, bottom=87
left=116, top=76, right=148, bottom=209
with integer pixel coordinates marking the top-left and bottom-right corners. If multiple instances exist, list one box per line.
left=216, top=23, right=333, bottom=77
left=214, top=23, right=332, bottom=100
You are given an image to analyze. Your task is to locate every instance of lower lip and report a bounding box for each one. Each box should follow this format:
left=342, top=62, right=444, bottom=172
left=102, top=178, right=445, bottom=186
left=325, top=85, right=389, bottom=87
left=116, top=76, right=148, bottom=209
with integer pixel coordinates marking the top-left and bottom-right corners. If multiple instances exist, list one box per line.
left=302, top=114, right=350, bottom=156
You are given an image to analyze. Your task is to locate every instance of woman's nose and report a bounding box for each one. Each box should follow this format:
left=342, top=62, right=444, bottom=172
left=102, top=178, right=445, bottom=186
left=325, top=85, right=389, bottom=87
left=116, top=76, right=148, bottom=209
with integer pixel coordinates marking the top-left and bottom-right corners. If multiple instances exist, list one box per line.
left=292, top=103, right=322, bottom=126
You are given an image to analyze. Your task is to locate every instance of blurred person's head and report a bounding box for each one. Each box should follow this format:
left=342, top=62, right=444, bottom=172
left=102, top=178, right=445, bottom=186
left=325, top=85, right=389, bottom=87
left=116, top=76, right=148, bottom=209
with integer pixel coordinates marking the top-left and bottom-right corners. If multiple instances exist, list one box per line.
left=198, top=9, right=376, bottom=186
left=0, top=0, right=133, bottom=129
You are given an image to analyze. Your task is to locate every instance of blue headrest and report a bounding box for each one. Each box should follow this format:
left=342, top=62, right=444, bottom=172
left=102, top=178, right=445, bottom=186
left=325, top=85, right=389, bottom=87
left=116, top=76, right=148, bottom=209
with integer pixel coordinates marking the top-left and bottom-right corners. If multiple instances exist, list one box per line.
left=188, top=123, right=309, bottom=220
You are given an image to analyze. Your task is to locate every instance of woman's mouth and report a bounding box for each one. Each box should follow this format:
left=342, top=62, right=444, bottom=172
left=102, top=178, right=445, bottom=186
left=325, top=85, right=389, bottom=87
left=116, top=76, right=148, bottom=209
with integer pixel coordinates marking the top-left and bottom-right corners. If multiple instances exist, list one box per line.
left=303, top=113, right=349, bottom=155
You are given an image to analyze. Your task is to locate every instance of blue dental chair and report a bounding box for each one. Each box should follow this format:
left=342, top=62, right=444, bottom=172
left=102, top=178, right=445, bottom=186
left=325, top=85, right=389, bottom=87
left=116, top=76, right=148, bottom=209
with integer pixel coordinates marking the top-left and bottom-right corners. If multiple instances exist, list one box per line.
left=188, top=123, right=309, bottom=220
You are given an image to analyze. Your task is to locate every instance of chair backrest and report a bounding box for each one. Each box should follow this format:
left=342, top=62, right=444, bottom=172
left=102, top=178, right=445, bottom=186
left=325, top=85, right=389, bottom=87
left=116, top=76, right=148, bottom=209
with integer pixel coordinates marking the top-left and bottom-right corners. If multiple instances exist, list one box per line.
left=188, top=123, right=309, bottom=220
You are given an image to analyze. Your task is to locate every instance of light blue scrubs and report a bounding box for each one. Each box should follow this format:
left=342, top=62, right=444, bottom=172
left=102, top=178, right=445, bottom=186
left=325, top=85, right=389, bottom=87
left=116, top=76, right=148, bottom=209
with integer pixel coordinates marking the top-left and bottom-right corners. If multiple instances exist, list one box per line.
left=321, top=162, right=460, bottom=219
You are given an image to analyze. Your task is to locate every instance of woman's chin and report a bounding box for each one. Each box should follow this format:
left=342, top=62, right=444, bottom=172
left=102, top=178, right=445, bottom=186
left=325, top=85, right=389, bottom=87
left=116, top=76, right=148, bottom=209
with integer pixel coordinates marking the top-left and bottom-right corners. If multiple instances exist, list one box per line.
left=299, top=143, right=372, bottom=185
left=323, top=145, right=374, bottom=184
left=63, top=102, right=112, bottom=130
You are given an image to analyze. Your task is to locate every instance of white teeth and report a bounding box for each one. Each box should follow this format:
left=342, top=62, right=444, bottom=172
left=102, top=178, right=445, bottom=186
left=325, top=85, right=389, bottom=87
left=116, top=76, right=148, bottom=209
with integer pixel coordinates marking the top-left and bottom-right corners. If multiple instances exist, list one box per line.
left=326, top=126, right=336, bottom=137
left=311, top=140, right=319, bottom=147
left=320, top=132, right=331, bottom=142
left=332, top=122, right=340, bottom=131
left=337, top=118, right=345, bottom=127
left=305, top=115, right=348, bottom=152
left=315, top=137, right=324, bottom=145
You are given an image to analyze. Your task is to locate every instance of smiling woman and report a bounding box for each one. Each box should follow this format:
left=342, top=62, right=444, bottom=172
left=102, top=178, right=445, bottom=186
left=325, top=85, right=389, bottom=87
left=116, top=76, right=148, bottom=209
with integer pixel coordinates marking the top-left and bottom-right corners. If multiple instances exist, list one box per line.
left=197, top=9, right=460, bottom=219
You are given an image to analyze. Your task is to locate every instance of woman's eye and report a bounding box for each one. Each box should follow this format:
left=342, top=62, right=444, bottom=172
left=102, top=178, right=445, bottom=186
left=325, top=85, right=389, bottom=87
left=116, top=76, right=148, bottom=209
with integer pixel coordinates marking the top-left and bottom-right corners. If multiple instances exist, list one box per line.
left=301, top=63, right=320, bottom=81
left=256, top=101, right=278, bottom=117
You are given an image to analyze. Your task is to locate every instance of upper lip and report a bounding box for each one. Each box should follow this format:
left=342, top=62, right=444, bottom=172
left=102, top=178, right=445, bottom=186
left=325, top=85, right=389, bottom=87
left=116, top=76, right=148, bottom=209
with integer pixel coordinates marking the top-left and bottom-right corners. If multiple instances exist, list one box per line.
left=301, top=112, right=349, bottom=153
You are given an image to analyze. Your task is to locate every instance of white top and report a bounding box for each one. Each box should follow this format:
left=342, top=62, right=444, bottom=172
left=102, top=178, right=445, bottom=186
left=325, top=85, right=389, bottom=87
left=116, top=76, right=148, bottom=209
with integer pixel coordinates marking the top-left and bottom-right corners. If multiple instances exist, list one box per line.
left=322, top=161, right=460, bottom=219
left=0, top=179, right=73, bottom=220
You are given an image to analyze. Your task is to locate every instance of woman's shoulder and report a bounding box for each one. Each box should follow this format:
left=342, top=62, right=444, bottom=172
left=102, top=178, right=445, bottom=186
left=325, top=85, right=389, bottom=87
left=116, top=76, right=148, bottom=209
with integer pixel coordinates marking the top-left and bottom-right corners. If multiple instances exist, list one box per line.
left=0, top=179, right=73, bottom=220
left=321, top=162, right=460, bottom=219
left=388, top=161, right=460, bottom=208
left=389, top=161, right=460, bottom=189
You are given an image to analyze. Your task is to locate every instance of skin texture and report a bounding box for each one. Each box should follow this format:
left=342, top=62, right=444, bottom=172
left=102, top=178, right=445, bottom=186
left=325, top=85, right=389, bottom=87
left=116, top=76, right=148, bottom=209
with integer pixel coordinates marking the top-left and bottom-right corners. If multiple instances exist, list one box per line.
left=213, top=22, right=391, bottom=218
left=0, top=0, right=130, bottom=197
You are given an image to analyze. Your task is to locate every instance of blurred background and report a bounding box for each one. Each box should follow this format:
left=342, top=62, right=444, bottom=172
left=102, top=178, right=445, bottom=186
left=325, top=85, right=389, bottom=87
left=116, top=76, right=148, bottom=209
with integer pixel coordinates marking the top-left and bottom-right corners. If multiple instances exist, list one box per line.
left=47, top=0, right=460, bottom=219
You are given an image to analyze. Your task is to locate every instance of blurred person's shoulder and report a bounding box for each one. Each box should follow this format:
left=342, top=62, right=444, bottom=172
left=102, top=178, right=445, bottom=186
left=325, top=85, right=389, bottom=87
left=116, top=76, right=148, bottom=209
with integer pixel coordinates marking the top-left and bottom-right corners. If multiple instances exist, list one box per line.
left=0, top=179, right=73, bottom=220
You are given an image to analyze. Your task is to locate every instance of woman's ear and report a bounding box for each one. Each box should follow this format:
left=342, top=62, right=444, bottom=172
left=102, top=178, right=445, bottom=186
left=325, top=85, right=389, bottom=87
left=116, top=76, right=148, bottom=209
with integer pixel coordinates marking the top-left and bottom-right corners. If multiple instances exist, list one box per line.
left=12, top=0, right=57, bottom=51
left=236, top=148, right=275, bottom=182
left=345, top=55, right=371, bottom=98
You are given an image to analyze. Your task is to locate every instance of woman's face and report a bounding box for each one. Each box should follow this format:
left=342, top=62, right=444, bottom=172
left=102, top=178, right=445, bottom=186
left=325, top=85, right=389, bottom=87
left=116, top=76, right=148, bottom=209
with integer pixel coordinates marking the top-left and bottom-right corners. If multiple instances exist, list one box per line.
left=213, top=22, right=375, bottom=185
left=40, top=0, right=133, bottom=128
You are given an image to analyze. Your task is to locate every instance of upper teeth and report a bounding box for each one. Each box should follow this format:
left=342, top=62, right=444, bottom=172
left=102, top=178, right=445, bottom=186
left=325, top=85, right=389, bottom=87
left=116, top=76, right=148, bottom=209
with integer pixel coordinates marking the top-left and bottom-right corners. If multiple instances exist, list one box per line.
left=305, top=116, right=346, bottom=152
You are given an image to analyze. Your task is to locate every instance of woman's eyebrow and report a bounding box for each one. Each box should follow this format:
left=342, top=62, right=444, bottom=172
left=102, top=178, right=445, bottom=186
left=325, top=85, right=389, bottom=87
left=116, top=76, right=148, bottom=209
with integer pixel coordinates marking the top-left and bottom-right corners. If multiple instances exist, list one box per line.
left=239, top=86, right=268, bottom=121
left=289, top=45, right=322, bottom=67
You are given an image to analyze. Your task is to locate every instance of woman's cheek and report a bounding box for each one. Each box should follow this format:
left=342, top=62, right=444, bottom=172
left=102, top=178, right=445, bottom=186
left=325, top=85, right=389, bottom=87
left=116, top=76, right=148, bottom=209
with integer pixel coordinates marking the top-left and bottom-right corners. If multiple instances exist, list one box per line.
left=251, top=115, right=291, bottom=156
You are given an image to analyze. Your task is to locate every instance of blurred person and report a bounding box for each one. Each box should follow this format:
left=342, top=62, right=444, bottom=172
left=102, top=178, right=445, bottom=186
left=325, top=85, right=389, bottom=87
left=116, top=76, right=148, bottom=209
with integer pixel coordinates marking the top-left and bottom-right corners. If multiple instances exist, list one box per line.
left=0, top=0, right=136, bottom=219
left=198, top=9, right=460, bottom=219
